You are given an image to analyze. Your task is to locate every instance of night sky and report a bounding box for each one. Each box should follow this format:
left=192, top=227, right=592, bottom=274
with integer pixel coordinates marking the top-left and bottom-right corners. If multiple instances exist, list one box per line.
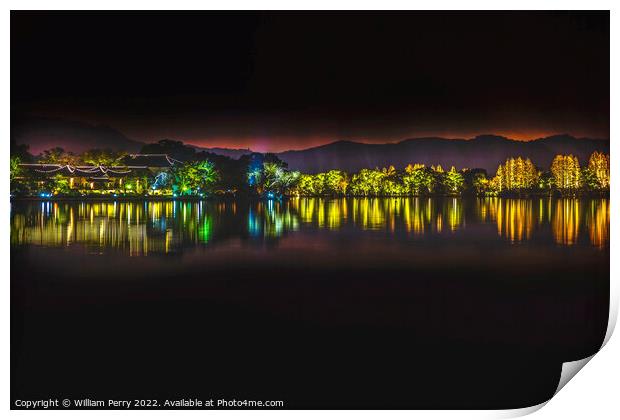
left=11, top=11, right=609, bottom=152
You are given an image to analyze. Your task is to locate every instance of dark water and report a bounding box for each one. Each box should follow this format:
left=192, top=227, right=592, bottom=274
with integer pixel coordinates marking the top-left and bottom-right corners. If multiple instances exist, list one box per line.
left=11, top=198, right=609, bottom=409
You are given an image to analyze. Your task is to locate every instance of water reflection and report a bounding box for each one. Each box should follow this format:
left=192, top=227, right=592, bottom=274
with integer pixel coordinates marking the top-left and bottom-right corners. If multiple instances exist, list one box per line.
left=552, top=199, right=581, bottom=246
left=10, top=198, right=609, bottom=254
left=249, top=200, right=299, bottom=238
left=479, top=198, right=535, bottom=243
left=586, top=199, right=610, bottom=249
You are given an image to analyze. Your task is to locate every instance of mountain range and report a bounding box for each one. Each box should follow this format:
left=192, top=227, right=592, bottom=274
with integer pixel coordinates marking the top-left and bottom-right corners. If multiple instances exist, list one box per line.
left=12, top=116, right=609, bottom=173
left=277, top=135, right=609, bottom=173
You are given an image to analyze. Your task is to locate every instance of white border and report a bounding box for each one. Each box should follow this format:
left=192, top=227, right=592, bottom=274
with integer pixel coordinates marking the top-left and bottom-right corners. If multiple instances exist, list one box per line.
left=3, top=2, right=617, bottom=419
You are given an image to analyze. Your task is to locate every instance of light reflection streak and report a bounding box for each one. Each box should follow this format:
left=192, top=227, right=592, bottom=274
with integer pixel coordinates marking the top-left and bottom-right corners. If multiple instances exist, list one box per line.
left=10, top=198, right=610, bottom=254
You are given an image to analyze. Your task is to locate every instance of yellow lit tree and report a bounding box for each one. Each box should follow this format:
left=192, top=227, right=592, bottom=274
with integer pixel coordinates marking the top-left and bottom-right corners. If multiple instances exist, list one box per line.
left=550, top=154, right=581, bottom=194
left=405, top=163, right=425, bottom=173
left=587, top=151, right=610, bottom=190
left=490, top=165, right=505, bottom=192
left=490, top=157, right=538, bottom=193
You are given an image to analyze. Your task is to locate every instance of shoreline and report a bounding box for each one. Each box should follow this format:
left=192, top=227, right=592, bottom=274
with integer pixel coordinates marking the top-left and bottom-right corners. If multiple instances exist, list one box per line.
left=9, top=193, right=609, bottom=202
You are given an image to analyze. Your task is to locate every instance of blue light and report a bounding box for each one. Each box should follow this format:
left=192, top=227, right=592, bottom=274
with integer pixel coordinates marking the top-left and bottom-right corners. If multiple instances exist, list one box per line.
left=267, top=192, right=274, bottom=199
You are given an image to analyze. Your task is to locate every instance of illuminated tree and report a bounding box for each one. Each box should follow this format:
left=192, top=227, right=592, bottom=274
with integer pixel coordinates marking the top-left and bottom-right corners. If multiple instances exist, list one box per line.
left=296, top=171, right=348, bottom=196
left=349, top=168, right=385, bottom=196
left=381, top=178, right=403, bottom=196
left=172, top=160, right=219, bottom=195
left=490, top=165, right=504, bottom=192
left=312, top=173, right=327, bottom=195
left=297, top=174, right=316, bottom=195
left=151, top=171, right=172, bottom=191
left=80, top=149, right=127, bottom=166
left=492, top=157, right=539, bottom=194
left=10, top=156, right=23, bottom=182
left=405, top=163, right=425, bottom=173
left=247, top=161, right=300, bottom=196
left=587, top=151, right=610, bottom=191
left=444, top=166, right=465, bottom=193
left=262, top=162, right=285, bottom=193
left=51, top=174, right=71, bottom=195
left=382, top=165, right=397, bottom=177
left=550, top=154, right=581, bottom=194
left=245, top=153, right=288, bottom=194
left=324, top=170, right=348, bottom=195
left=279, top=170, right=301, bottom=195
left=124, top=175, right=150, bottom=194
left=10, top=156, right=28, bottom=195
left=247, top=166, right=262, bottom=188
left=379, top=166, right=403, bottom=195
left=403, top=165, right=436, bottom=195
left=472, top=172, right=489, bottom=195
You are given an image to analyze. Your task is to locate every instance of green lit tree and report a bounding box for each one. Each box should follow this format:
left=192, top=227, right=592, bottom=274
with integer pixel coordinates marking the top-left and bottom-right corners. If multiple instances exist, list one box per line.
left=80, top=149, right=127, bottom=167
left=51, top=174, right=71, bottom=195
left=248, top=161, right=300, bottom=196
left=444, top=166, right=465, bottom=194
left=172, top=160, right=219, bottom=195
left=298, top=174, right=316, bottom=195
left=279, top=170, right=301, bottom=195
left=471, top=172, right=489, bottom=195
left=10, top=156, right=26, bottom=195
left=10, top=156, right=23, bottom=182
left=349, top=168, right=385, bottom=196
left=324, top=170, right=348, bottom=195
left=262, top=162, right=285, bottom=193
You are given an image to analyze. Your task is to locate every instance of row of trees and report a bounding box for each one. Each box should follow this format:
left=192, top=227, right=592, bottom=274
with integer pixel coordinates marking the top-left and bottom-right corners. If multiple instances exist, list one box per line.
left=289, top=165, right=467, bottom=197
left=248, top=152, right=609, bottom=197
left=37, top=147, right=129, bottom=167
left=489, top=152, right=610, bottom=195
left=10, top=139, right=610, bottom=197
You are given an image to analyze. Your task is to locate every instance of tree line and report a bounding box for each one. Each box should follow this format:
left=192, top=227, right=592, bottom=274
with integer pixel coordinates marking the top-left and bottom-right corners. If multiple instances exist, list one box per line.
left=9, top=140, right=609, bottom=197
left=253, top=152, right=609, bottom=197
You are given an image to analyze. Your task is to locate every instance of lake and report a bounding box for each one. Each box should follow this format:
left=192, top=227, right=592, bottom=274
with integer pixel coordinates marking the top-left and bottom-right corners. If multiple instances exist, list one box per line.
left=10, top=197, right=610, bottom=408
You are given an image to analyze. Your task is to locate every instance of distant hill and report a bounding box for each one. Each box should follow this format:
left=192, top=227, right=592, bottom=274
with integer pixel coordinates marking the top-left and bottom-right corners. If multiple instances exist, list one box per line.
left=275, top=135, right=610, bottom=173
left=12, top=116, right=144, bottom=155
left=188, top=145, right=253, bottom=160
left=11, top=116, right=254, bottom=159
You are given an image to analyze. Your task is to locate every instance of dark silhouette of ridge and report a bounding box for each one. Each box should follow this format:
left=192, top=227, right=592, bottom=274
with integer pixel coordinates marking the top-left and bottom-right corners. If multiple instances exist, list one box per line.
left=276, top=135, right=609, bottom=173
left=11, top=116, right=144, bottom=154
left=188, top=145, right=254, bottom=160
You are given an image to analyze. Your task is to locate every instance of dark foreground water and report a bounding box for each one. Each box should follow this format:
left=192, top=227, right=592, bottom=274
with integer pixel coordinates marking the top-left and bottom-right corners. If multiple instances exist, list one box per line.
left=11, top=198, right=609, bottom=409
